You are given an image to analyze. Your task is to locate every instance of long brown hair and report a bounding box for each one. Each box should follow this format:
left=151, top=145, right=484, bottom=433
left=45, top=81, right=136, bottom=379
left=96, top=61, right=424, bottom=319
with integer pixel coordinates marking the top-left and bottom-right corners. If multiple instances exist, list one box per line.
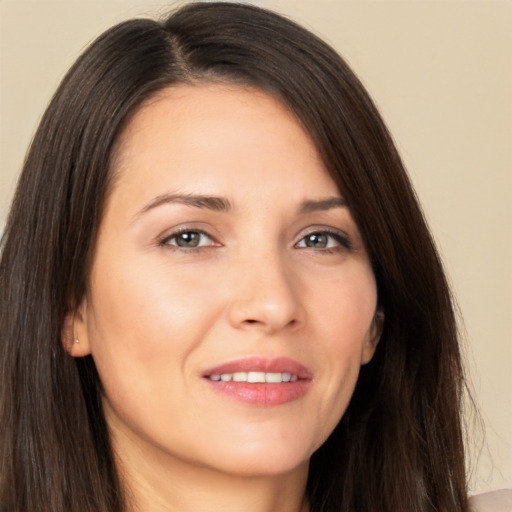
left=0, top=3, right=468, bottom=511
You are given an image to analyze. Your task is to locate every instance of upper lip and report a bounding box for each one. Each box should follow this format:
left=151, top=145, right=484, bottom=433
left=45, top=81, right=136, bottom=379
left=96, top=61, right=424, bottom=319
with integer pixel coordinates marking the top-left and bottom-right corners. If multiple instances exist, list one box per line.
left=202, top=356, right=313, bottom=379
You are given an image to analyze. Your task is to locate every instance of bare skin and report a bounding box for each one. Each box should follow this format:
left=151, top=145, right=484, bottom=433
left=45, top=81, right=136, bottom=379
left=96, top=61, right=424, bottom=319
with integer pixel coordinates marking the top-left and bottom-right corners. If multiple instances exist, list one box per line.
left=67, top=84, right=380, bottom=512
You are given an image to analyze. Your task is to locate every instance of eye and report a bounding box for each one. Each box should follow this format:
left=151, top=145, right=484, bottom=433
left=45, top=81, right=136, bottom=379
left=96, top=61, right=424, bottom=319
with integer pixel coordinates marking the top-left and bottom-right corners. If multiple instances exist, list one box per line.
left=160, top=229, right=215, bottom=249
left=296, top=230, right=351, bottom=251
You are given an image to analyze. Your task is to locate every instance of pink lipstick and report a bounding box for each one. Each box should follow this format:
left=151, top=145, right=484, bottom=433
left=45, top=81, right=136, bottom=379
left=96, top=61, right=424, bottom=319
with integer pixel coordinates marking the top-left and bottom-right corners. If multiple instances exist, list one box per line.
left=202, top=357, right=312, bottom=406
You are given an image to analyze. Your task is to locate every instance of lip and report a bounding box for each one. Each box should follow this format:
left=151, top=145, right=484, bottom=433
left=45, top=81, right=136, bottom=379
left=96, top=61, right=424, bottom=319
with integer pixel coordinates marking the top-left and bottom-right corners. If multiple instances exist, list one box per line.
left=203, top=356, right=313, bottom=379
left=202, top=356, right=313, bottom=407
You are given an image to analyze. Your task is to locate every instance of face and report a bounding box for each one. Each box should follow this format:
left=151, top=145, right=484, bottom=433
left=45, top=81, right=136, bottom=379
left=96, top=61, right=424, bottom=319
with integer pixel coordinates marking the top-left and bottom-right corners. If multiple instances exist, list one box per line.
left=69, top=84, right=380, bottom=479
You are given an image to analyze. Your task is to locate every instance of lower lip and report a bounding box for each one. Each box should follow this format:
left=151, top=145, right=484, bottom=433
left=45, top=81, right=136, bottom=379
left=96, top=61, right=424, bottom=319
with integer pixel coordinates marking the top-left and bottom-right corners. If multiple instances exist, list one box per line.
left=204, top=379, right=311, bottom=406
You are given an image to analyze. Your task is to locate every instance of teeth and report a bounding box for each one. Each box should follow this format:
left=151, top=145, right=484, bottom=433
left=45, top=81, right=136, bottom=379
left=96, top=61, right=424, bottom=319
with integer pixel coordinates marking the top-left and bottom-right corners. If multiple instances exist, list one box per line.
left=209, top=371, right=298, bottom=383
left=248, top=371, right=265, bottom=383
left=264, top=372, right=282, bottom=383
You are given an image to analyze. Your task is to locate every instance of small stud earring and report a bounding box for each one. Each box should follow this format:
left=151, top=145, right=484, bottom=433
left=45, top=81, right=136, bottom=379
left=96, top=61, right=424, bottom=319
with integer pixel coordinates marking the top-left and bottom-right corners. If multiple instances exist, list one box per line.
left=73, top=338, right=80, bottom=344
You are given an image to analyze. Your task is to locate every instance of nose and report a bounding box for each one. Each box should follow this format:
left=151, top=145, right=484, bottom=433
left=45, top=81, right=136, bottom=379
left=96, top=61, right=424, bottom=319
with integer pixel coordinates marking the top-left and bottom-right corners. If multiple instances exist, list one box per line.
left=227, top=250, right=305, bottom=335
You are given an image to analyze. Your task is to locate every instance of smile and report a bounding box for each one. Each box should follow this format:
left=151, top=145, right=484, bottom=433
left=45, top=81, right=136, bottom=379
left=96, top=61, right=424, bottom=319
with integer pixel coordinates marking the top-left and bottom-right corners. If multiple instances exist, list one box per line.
left=208, top=371, right=299, bottom=383
left=202, top=357, right=312, bottom=406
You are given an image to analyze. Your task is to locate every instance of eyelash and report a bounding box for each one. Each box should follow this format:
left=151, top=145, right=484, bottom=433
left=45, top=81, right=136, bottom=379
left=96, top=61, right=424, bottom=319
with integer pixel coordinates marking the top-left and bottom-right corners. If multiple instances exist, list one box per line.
left=296, top=229, right=352, bottom=253
left=158, top=228, right=216, bottom=252
left=158, top=228, right=352, bottom=253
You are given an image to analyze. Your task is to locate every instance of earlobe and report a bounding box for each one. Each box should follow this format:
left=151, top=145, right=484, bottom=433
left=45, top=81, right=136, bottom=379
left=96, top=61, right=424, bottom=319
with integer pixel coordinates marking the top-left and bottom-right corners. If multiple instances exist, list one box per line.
left=361, top=309, right=384, bottom=365
left=61, top=299, right=92, bottom=358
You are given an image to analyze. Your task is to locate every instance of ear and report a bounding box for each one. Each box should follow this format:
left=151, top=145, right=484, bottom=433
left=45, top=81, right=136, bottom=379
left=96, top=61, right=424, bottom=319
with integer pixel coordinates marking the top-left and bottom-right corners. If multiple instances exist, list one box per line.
left=361, top=309, right=384, bottom=365
left=61, top=298, right=92, bottom=358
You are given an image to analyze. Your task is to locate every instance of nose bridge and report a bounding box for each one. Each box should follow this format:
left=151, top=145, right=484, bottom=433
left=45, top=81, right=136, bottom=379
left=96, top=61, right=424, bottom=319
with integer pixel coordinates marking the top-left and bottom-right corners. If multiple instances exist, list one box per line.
left=228, top=241, right=303, bottom=333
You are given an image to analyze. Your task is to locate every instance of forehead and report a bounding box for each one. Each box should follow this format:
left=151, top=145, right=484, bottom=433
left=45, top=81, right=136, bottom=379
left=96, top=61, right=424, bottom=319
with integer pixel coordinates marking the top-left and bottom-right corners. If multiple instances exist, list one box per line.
left=114, top=84, right=316, bottom=163
left=109, top=84, right=337, bottom=202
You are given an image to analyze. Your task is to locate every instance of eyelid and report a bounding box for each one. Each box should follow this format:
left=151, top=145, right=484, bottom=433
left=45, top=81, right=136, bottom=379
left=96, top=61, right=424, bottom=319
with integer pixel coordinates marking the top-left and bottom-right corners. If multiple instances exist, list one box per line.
left=156, top=224, right=352, bottom=252
left=295, top=226, right=352, bottom=250
left=158, top=226, right=220, bottom=250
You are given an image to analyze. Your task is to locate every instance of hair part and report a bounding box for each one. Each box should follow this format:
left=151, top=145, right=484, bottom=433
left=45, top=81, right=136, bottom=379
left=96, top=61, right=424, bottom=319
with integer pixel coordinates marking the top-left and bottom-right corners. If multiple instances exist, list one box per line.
left=1, top=3, right=469, bottom=511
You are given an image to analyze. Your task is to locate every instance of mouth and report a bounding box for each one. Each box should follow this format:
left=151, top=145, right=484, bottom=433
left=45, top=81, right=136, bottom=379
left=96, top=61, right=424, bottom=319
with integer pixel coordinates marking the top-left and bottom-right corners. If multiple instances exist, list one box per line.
left=208, top=371, right=299, bottom=383
left=202, top=357, right=312, bottom=406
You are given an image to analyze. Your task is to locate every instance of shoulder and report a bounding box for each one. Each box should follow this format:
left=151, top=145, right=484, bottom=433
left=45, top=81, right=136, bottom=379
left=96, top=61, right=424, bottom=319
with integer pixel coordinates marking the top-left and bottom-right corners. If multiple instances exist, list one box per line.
left=469, top=489, right=512, bottom=512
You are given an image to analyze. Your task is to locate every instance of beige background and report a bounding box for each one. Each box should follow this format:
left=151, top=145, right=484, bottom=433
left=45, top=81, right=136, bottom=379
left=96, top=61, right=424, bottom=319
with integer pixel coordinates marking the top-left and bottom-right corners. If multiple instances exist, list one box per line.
left=1, top=0, right=510, bottom=492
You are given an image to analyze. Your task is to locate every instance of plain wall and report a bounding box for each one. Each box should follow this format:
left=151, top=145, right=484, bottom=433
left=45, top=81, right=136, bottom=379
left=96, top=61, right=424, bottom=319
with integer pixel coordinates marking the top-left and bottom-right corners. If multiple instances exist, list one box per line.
left=1, top=0, right=511, bottom=492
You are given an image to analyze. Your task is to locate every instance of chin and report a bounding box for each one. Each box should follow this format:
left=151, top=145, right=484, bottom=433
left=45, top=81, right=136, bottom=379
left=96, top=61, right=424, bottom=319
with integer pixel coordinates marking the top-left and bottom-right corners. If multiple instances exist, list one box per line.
left=197, top=439, right=314, bottom=478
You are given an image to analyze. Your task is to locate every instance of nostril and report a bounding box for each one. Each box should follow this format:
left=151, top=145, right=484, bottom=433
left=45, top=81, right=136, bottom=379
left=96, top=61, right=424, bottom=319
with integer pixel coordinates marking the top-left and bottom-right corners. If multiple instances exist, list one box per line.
left=229, top=295, right=303, bottom=333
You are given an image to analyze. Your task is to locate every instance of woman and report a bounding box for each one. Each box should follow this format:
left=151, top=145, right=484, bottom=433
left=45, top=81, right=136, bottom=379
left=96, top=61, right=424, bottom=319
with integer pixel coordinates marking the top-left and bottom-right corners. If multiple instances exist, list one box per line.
left=0, top=2, right=482, bottom=511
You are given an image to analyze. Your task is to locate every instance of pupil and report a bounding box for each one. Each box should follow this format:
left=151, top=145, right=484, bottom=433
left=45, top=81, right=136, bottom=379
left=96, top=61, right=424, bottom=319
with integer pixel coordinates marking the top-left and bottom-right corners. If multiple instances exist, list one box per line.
left=178, top=232, right=199, bottom=247
left=306, top=233, right=327, bottom=248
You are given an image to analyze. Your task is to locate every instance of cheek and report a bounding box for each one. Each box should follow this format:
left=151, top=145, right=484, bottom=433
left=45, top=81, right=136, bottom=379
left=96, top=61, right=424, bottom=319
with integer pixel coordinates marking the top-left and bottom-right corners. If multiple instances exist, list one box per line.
left=307, top=267, right=377, bottom=430
left=84, top=254, right=224, bottom=408
left=88, top=253, right=217, bottom=346
left=316, top=265, right=377, bottom=348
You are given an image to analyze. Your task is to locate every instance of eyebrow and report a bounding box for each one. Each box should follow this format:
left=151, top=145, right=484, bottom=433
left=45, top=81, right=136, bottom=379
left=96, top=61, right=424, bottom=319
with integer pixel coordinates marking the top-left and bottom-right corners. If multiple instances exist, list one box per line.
left=135, top=193, right=232, bottom=219
left=134, top=193, right=346, bottom=220
left=298, top=196, right=347, bottom=214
